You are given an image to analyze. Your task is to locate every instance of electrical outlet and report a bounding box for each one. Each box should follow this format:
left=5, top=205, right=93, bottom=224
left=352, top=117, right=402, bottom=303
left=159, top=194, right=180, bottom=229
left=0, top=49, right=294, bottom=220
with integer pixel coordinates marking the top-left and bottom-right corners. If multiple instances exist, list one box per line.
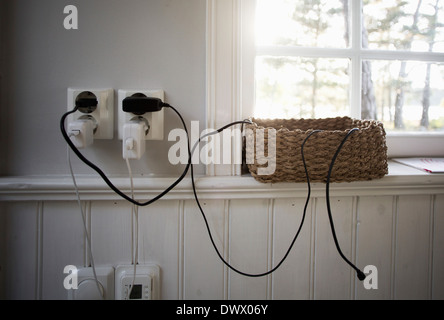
left=67, top=267, right=115, bottom=300
left=67, top=88, right=114, bottom=140
left=118, top=89, right=165, bottom=141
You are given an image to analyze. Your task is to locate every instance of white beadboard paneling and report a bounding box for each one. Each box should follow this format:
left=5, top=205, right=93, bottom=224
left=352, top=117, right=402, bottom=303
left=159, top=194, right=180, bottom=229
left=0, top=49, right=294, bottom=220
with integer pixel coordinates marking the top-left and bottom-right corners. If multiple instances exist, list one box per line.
left=1, top=202, right=39, bottom=300
left=183, top=199, right=227, bottom=300
left=432, top=194, right=444, bottom=300
left=228, top=199, right=270, bottom=300
left=394, top=195, right=432, bottom=300
left=271, top=198, right=313, bottom=300
left=137, top=200, right=181, bottom=300
left=90, top=201, right=132, bottom=266
left=1, top=170, right=444, bottom=300
left=314, top=197, right=355, bottom=300
left=41, top=201, right=86, bottom=300
left=355, top=196, right=394, bottom=300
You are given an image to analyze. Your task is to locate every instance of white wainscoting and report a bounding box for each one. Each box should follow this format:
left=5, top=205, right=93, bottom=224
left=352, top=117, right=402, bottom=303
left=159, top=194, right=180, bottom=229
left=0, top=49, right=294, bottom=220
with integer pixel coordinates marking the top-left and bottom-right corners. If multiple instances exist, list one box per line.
left=1, top=162, right=444, bottom=300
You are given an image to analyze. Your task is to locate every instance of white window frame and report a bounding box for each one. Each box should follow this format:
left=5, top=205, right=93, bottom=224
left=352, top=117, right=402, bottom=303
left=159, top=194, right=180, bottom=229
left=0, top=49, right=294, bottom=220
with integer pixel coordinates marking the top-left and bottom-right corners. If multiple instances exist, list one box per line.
left=207, top=0, right=444, bottom=176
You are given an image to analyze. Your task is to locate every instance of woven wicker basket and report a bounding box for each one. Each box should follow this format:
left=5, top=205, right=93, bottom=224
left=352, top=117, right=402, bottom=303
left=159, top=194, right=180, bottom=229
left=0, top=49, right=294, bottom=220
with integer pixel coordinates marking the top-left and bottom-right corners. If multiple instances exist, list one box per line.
left=245, top=117, right=388, bottom=183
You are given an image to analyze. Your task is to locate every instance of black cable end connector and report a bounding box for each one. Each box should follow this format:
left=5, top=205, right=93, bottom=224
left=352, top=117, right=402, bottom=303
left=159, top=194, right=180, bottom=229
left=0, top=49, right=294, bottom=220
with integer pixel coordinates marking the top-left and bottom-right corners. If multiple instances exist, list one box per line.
left=123, top=96, right=166, bottom=115
left=357, top=270, right=366, bottom=282
left=75, top=96, right=98, bottom=114
left=76, top=97, right=98, bottom=108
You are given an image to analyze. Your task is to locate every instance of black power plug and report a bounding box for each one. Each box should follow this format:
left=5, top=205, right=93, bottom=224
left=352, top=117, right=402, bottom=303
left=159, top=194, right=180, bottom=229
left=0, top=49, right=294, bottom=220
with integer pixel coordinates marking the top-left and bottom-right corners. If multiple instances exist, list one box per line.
left=75, top=91, right=98, bottom=114
left=123, top=94, right=165, bottom=115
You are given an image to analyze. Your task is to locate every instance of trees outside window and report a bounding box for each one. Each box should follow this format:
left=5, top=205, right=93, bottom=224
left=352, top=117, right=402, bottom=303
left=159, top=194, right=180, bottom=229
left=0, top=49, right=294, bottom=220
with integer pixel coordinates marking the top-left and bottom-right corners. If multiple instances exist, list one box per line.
left=255, top=0, right=444, bottom=132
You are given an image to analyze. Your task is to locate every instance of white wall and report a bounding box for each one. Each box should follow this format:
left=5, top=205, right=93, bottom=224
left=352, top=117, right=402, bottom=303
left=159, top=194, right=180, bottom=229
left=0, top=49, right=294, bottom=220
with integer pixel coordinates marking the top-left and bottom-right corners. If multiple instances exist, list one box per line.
left=1, top=0, right=206, bottom=177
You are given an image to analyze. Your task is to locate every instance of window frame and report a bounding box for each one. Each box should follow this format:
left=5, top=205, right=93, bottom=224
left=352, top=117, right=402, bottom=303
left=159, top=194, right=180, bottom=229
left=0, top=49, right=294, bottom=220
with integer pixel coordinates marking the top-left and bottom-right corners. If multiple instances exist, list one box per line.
left=207, top=0, right=444, bottom=176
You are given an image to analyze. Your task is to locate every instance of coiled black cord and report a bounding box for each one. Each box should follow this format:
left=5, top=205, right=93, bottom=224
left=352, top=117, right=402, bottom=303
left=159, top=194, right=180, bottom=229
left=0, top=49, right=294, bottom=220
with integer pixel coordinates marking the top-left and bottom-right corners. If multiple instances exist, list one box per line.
left=61, top=104, right=193, bottom=206
left=190, top=128, right=365, bottom=280
left=61, top=105, right=365, bottom=281
left=189, top=130, right=321, bottom=278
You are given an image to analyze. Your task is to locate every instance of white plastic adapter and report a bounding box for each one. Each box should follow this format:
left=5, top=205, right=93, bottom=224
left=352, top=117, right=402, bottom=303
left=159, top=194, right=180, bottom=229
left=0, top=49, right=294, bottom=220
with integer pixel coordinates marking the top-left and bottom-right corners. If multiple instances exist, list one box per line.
left=68, top=118, right=96, bottom=149
left=123, top=119, right=149, bottom=160
left=118, top=89, right=164, bottom=141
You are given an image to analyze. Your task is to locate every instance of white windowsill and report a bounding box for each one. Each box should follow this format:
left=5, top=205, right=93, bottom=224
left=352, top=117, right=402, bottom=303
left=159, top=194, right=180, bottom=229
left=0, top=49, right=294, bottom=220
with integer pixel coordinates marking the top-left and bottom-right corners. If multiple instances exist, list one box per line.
left=0, top=161, right=443, bottom=202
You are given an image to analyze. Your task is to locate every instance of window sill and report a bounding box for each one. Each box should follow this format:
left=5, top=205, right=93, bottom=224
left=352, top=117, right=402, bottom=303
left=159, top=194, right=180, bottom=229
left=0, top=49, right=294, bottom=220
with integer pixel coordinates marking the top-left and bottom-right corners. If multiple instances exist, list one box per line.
left=386, top=132, right=444, bottom=158
left=0, top=161, right=443, bottom=202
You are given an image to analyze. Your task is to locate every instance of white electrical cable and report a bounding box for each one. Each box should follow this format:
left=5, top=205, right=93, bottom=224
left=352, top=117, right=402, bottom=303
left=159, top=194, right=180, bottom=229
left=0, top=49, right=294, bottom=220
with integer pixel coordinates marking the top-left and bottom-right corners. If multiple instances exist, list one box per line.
left=126, top=158, right=139, bottom=300
left=67, top=145, right=104, bottom=299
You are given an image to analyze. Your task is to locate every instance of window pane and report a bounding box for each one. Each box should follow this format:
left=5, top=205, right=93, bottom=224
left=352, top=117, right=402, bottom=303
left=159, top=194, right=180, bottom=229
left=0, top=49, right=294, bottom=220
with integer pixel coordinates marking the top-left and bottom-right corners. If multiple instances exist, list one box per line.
left=255, top=56, right=350, bottom=119
left=364, top=60, right=444, bottom=131
left=363, top=0, right=444, bottom=52
left=256, top=0, right=350, bottom=48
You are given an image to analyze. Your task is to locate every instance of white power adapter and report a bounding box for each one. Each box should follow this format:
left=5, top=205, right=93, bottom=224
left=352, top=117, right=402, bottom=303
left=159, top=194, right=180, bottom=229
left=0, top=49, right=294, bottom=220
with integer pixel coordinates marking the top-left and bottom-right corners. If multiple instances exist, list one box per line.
left=123, top=118, right=150, bottom=160
left=68, top=118, right=97, bottom=149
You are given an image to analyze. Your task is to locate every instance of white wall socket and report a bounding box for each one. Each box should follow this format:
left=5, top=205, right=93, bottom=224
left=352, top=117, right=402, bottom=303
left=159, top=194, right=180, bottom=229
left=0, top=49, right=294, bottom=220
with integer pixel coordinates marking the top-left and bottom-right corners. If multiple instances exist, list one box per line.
left=67, top=267, right=115, bottom=300
left=118, top=89, right=165, bottom=141
left=67, top=88, right=114, bottom=140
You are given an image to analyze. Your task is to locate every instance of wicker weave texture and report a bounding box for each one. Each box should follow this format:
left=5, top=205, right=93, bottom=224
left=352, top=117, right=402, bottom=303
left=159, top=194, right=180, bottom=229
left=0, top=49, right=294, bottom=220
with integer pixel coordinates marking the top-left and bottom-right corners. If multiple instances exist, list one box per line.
left=245, top=117, right=388, bottom=183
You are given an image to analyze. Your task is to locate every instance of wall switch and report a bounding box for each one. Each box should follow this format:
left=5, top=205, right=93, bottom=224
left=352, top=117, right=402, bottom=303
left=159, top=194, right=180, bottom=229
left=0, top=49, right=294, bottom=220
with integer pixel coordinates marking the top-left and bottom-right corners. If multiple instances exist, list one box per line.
left=67, top=88, right=114, bottom=140
left=115, top=265, right=160, bottom=300
left=118, top=90, right=164, bottom=141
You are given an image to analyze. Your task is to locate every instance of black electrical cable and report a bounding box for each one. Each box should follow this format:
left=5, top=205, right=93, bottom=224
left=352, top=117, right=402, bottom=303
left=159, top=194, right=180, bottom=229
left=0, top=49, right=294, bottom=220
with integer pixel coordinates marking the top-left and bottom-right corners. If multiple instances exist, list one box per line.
left=325, top=128, right=366, bottom=281
left=60, top=104, right=252, bottom=207
left=61, top=104, right=191, bottom=206
left=61, top=103, right=366, bottom=280
left=189, top=130, right=322, bottom=278
left=190, top=127, right=366, bottom=280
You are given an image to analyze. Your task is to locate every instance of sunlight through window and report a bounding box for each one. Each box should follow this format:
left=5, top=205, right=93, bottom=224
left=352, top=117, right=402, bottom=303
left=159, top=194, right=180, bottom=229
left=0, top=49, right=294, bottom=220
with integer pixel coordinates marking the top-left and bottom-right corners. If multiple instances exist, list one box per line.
left=253, top=0, right=444, bottom=132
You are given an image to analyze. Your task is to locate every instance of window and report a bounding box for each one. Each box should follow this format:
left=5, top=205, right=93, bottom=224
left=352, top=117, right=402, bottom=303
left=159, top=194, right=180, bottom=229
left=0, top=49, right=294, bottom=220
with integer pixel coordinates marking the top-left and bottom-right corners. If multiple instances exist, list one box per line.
left=251, top=0, right=444, bottom=132
left=207, top=0, right=444, bottom=176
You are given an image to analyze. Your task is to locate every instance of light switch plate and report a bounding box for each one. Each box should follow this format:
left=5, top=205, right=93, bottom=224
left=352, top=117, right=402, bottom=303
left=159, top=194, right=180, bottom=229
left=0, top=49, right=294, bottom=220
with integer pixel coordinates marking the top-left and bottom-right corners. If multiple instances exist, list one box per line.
left=115, top=264, right=160, bottom=300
